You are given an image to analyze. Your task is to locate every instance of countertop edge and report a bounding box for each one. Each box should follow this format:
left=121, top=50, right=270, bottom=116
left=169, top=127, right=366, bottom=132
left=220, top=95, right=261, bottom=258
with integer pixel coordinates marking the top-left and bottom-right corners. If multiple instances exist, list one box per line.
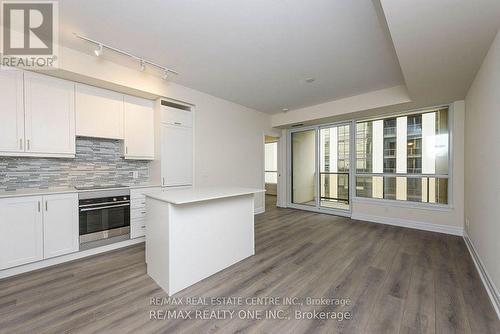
left=146, top=189, right=265, bottom=205
left=0, top=184, right=163, bottom=199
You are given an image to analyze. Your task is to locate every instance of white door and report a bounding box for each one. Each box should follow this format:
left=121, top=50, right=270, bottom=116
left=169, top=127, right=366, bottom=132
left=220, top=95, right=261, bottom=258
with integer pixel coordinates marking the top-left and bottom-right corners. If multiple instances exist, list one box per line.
left=161, top=124, right=193, bottom=186
left=76, top=84, right=124, bottom=139
left=24, top=72, right=76, bottom=156
left=0, top=196, right=43, bottom=270
left=43, top=193, right=79, bottom=259
left=0, top=69, right=25, bottom=153
left=124, top=95, right=154, bottom=160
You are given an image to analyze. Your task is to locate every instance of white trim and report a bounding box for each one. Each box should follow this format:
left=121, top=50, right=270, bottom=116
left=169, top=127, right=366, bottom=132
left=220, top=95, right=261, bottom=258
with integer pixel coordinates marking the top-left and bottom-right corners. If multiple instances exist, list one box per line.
left=0, top=237, right=145, bottom=280
left=0, top=152, right=76, bottom=158
left=352, top=197, right=453, bottom=212
left=356, top=103, right=451, bottom=123
left=254, top=206, right=265, bottom=215
left=288, top=203, right=351, bottom=218
left=463, top=232, right=500, bottom=320
left=351, top=213, right=463, bottom=236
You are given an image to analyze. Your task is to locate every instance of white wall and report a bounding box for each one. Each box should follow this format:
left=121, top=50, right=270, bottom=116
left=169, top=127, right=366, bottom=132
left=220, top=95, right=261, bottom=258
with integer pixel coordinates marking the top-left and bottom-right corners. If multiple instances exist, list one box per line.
left=271, top=85, right=411, bottom=127
left=352, top=101, right=465, bottom=235
left=464, top=30, right=500, bottom=303
left=53, top=46, right=272, bottom=212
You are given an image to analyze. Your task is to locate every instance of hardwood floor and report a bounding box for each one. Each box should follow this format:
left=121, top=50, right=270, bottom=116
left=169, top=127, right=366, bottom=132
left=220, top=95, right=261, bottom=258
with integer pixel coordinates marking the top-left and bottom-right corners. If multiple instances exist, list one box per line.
left=0, top=195, right=498, bottom=333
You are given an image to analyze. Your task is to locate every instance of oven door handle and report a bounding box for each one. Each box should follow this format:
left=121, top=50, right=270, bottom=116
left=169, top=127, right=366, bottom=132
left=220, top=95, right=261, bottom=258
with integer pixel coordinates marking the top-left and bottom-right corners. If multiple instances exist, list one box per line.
left=80, top=203, right=130, bottom=212
left=79, top=200, right=130, bottom=208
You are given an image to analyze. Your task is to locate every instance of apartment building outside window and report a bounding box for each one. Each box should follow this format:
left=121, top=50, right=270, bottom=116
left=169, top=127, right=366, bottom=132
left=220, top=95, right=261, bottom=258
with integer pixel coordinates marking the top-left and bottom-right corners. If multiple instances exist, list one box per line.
left=355, top=107, right=450, bottom=205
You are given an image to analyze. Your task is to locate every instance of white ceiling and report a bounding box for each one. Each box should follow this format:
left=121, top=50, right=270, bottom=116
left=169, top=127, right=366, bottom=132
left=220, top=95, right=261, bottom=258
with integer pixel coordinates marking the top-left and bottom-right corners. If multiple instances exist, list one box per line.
left=59, top=0, right=405, bottom=114
left=380, top=0, right=500, bottom=106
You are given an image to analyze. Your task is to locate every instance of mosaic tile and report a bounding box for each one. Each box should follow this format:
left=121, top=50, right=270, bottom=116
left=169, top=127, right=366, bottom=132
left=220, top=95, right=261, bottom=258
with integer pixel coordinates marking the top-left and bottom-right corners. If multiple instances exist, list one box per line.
left=0, top=137, right=150, bottom=191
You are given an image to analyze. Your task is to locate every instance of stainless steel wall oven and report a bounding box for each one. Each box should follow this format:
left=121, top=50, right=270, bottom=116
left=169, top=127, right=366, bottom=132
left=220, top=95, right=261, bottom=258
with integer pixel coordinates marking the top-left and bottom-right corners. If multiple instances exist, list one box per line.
left=78, top=188, right=130, bottom=248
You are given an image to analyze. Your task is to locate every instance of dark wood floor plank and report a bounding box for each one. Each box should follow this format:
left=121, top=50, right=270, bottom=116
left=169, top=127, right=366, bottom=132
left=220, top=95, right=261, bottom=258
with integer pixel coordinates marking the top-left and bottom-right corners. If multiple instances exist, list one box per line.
left=400, top=248, right=436, bottom=333
left=433, top=235, right=473, bottom=334
left=446, top=235, right=500, bottom=334
left=0, top=195, right=497, bottom=334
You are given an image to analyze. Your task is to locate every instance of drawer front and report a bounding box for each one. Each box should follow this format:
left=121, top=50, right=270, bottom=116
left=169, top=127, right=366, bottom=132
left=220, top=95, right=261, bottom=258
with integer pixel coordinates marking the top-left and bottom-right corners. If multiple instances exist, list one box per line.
left=131, top=208, right=146, bottom=219
left=131, top=198, right=146, bottom=209
left=130, top=187, right=161, bottom=199
left=130, top=220, right=146, bottom=239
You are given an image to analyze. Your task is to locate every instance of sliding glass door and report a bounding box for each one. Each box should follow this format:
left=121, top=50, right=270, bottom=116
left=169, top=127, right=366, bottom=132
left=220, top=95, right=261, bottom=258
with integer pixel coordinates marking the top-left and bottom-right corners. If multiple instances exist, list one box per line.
left=319, top=124, right=350, bottom=210
left=290, top=122, right=352, bottom=215
left=291, top=129, right=317, bottom=207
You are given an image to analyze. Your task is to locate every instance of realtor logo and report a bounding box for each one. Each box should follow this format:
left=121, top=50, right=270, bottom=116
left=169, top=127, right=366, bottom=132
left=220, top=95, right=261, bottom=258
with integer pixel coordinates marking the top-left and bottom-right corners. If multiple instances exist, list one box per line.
left=1, top=1, right=59, bottom=68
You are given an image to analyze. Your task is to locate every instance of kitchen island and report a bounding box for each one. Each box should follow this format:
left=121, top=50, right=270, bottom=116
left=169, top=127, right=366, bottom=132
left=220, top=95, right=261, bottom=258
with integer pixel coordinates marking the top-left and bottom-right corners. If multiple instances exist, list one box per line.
left=144, top=187, right=264, bottom=295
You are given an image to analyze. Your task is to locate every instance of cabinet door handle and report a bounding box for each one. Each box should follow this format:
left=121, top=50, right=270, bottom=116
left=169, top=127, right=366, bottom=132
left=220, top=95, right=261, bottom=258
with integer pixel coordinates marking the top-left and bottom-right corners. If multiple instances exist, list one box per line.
left=174, top=122, right=181, bottom=125
left=126, top=146, right=128, bottom=154
left=38, top=201, right=41, bottom=212
left=19, top=139, right=23, bottom=150
left=162, top=177, right=165, bottom=186
left=27, top=139, right=30, bottom=150
left=45, top=201, right=48, bottom=211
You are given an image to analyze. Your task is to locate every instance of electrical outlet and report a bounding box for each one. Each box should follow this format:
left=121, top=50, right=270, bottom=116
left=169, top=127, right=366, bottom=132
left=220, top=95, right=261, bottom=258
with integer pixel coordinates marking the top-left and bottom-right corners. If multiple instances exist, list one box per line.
left=132, top=171, right=139, bottom=179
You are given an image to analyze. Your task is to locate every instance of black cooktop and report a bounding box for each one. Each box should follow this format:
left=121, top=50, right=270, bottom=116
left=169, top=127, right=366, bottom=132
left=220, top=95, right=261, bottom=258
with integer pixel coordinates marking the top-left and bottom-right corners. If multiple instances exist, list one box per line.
left=74, top=184, right=127, bottom=191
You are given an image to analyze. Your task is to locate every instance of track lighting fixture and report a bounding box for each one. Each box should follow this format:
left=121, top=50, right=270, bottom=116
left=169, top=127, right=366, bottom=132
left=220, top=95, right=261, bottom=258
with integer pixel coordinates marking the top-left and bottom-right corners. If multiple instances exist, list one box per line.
left=74, top=33, right=179, bottom=78
left=94, top=44, right=103, bottom=57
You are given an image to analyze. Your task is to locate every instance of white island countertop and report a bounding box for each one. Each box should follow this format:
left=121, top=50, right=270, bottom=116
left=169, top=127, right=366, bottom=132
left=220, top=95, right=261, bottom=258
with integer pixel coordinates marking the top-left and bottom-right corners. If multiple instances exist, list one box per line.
left=146, top=186, right=265, bottom=205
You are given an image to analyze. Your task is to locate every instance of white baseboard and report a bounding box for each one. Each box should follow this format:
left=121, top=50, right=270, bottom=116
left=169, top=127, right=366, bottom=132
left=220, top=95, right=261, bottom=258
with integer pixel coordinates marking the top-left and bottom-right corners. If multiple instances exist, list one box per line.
left=463, top=232, right=500, bottom=320
left=351, top=213, right=463, bottom=236
left=0, top=237, right=145, bottom=280
left=254, top=206, right=265, bottom=215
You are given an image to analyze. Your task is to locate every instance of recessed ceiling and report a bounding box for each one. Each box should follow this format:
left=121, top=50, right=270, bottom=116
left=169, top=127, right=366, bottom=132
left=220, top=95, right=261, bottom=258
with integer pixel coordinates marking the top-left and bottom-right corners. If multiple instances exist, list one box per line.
left=381, top=0, right=500, bottom=106
left=58, top=0, right=404, bottom=114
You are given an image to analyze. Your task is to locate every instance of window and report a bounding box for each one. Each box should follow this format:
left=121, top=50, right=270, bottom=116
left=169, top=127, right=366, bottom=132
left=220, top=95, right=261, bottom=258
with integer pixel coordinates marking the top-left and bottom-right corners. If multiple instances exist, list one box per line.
left=265, top=142, right=278, bottom=184
left=355, top=107, right=450, bottom=205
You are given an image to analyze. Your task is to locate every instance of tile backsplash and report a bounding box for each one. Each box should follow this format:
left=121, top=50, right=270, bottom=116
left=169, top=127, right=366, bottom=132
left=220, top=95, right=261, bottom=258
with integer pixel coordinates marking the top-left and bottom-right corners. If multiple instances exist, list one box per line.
left=0, top=137, right=150, bottom=191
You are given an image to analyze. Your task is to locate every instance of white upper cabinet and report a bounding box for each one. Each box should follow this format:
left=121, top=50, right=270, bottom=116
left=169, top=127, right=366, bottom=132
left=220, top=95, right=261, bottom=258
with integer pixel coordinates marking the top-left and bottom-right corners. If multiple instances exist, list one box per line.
left=161, top=124, right=193, bottom=186
left=160, top=103, right=193, bottom=128
left=0, top=69, right=24, bottom=154
left=24, top=72, right=76, bottom=157
left=0, top=196, right=43, bottom=270
left=43, top=193, right=79, bottom=259
left=124, top=95, right=155, bottom=160
left=76, top=84, right=124, bottom=139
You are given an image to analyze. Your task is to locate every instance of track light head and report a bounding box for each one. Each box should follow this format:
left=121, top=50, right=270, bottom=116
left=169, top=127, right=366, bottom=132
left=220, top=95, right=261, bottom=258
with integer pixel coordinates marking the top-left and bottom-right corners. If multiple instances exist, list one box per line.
left=94, top=44, right=103, bottom=57
left=140, top=60, right=146, bottom=72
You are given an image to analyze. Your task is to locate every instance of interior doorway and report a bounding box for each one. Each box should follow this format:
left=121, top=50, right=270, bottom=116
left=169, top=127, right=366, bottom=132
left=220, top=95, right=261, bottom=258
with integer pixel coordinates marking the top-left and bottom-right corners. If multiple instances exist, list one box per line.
left=264, top=135, right=279, bottom=211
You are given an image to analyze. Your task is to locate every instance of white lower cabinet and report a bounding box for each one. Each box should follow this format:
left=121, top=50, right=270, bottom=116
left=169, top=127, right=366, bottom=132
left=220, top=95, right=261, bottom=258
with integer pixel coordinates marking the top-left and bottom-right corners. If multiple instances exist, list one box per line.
left=0, top=196, right=43, bottom=270
left=43, top=193, right=79, bottom=259
left=0, top=193, right=79, bottom=270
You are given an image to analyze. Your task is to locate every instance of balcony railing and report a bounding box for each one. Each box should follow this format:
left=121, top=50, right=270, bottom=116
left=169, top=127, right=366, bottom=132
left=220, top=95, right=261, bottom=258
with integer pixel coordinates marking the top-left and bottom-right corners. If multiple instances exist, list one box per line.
left=319, top=172, right=349, bottom=203
left=384, top=148, right=396, bottom=158
left=383, top=127, right=396, bottom=137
